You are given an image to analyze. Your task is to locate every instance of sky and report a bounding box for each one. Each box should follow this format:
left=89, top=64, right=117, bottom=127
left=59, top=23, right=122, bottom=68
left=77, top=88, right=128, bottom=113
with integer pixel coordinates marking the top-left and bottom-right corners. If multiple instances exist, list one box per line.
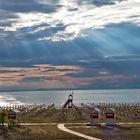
left=0, top=0, right=140, bottom=91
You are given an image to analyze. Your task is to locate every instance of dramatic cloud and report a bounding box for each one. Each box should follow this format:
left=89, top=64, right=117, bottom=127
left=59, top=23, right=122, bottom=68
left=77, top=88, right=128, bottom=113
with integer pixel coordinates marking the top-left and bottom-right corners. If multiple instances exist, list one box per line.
left=0, top=0, right=59, bottom=13
left=0, top=63, right=137, bottom=90
left=0, top=64, right=82, bottom=89
left=0, top=0, right=140, bottom=91
left=0, top=0, right=140, bottom=41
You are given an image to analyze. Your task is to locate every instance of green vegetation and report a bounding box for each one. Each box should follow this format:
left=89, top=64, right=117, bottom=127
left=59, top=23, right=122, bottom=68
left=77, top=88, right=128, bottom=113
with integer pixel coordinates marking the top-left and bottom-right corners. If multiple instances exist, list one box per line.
left=8, top=119, right=16, bottom=129
left=0, top=111, right=6, bottom=128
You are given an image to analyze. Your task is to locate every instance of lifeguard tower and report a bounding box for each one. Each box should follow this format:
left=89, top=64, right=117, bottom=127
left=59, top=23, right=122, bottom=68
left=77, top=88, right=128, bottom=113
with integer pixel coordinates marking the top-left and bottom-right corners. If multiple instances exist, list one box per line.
left=63, top=92, right=73, bottom=109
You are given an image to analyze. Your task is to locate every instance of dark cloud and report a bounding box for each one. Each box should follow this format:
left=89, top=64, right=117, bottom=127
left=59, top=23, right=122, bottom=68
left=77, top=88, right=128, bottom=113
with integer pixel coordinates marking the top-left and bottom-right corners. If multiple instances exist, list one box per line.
left=0, top=22, right=66, bottom=45
left=19, top=23, right=66, bottom=40
left=20, top=76, right=48, bottom=82
left=0, top=0, right=60, bottom=13
left=0, top=23, right=140, bottom=69
left=0, top=10, right=18, bottom=20
left=0, top=23, right=140, bottom=90
left=37, top=0, right=59, bottom=5
left=77, top=0, right=125, bottom=6
left=0, top=70, right=20, bottom=73
left=92, top=0, right=117, bottom=6
left=0, top=0, right=140, bottom=91
left=68, top=8, right=79, bottom=11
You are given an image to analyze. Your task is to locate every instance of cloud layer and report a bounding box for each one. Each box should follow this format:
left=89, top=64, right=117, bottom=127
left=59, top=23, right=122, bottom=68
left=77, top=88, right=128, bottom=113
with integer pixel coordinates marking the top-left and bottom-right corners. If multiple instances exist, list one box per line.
left=0, top=0, right=140, bottom=41
left=0, top=0, right=140, bottom=90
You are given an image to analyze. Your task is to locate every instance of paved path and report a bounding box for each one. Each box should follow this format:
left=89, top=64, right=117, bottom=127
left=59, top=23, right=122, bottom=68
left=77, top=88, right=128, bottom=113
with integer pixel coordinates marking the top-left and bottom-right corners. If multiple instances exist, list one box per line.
left=18, top=122, right=140, bottom=126
left=118, top=122, right=140, bottom=125
left=58, top=123, right=102, bottom=140
left=19, top=123, right=58, bottom=126
left=3, top=122, right=140, bottom=140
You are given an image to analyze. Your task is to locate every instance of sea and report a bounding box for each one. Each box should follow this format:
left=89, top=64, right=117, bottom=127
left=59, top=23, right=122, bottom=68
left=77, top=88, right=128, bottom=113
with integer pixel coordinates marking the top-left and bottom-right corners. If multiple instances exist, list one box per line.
left=0, top=89, right=140, bottom=106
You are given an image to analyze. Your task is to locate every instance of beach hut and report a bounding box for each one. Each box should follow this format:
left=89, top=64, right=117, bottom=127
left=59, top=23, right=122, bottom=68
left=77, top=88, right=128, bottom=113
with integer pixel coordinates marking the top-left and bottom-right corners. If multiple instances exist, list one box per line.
left=8, top=109, right=21, bottom=125
left=105, top=108, right=115, bottom=125
left=90, top=108, right=100, bottom=126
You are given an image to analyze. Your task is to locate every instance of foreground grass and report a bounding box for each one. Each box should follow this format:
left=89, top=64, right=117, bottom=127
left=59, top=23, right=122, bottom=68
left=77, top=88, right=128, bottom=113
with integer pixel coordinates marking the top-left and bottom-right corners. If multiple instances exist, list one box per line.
left=68, top=124, right=140, bottom=140
left=7, top=125, right=85, bottom=140
left=2, top=124, right=139, bottom=140
left=0, top=124, right=140, bottom=140
left=1, top=104, right=140, bottom=139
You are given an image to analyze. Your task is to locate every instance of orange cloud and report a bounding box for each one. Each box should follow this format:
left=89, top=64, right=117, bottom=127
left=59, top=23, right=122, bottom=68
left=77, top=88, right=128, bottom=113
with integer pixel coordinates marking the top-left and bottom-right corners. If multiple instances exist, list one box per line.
left=0, top=64, right=137, bottom=89
left=0, top=64, right=82, bottom=88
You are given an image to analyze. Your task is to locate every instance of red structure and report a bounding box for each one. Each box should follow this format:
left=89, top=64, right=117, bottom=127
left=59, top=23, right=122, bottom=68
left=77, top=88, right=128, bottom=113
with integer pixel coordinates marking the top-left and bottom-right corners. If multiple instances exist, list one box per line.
left=90, top=108, right=100, bottom=126
left=105, top=108, right=115, bottom=125
left=106, top=112, right=114, bottom=119
left=8, top=114, right=16, bottom=119
left=91, top=112, right=99, bottom=119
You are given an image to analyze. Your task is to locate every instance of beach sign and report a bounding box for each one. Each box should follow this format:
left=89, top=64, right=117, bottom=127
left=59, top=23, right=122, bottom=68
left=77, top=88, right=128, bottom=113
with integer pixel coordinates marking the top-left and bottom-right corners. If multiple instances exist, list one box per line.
left=90, top=108, right=100, bottom=126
